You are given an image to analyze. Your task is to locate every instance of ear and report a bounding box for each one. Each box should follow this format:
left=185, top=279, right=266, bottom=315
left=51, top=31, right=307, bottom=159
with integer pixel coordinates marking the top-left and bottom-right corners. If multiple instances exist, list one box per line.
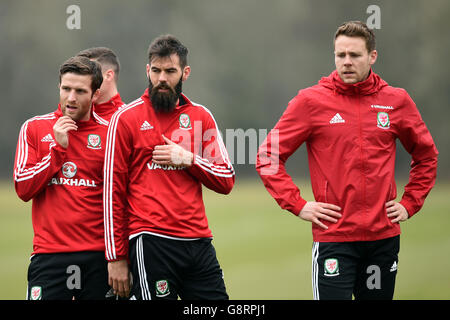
left=104, top=69, right=115, bottom=82
left=146, top=64, right=150, bottom=79
left=369, top=49, right=378, bottom=66
left=92, top=88, right=101, bottom=101
left=182, top=65, right=191, bottom=82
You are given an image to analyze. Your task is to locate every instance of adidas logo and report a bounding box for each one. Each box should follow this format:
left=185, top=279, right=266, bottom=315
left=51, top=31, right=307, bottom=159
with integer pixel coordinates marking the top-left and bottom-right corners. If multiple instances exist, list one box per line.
left=329, top=113, right=345, bottom=124
left=41, top=134, right=54, bottom=142
left=390, top=261, right=398, bottom=272
left=140, top=121, right=154, bottom=131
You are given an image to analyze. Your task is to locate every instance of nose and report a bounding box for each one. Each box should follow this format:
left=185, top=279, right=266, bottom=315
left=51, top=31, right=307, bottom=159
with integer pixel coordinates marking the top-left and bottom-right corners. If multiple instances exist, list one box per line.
left=158, top=71, right=168, bottom=83
left=68, top=90, right=77, bottom=102
left=343, top=54, right=352, bottom=66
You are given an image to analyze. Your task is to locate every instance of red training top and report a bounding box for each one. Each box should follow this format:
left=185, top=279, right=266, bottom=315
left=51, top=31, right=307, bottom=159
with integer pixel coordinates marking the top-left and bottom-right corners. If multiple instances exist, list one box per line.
left=104, top=89, right=235, bottom=261
left=14, top=106, right=109, bottom=255
left=256, top=70, right=438, bottom=242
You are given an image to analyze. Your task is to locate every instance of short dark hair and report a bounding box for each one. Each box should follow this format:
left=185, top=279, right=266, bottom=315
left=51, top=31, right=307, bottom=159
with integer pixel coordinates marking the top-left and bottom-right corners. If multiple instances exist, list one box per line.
left=59, top=56, right=103, bottom=93
left=334, top=21, right=376, bottom=52
left=77, top=47, right=120, bottom=81
left=147, top=34, right=188, bottom=68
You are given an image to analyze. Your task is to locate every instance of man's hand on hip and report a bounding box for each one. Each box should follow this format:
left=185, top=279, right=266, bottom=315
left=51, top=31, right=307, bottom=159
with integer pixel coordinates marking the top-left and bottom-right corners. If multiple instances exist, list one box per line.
left=386, top=200, right=409, bottom=223
left=299, top=201, right=342, bottom=230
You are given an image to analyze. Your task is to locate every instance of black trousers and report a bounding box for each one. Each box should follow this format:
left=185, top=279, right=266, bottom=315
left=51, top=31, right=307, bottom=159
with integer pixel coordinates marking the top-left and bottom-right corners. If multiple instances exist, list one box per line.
left=129, top=233, right=228, bottom=300
left=27, top=251, right=110, bottom=300
left=312, top=235, right=400, bottom=300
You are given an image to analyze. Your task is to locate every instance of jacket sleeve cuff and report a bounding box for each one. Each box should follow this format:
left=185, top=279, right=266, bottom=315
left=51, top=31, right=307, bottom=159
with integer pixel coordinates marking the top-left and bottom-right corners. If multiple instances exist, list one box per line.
left=399, top=199, right=415, bottom=218
left=106, top=255, right=128, bottom=262
left=292, top=198, right=308, bottom=216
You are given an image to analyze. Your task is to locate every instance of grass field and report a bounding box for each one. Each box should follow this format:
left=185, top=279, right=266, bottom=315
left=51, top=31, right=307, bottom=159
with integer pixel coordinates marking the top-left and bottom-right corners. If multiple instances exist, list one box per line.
left=0, top=179, right=449, bottom=300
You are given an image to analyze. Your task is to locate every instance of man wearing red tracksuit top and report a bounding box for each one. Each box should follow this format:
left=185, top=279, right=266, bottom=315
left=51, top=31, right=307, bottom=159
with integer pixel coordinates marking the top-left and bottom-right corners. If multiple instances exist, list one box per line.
left=14, top=56, right=110, bottom=300
left=105, top=35, right=235, bottom=299
left=256, top=21, right=438, bottom=300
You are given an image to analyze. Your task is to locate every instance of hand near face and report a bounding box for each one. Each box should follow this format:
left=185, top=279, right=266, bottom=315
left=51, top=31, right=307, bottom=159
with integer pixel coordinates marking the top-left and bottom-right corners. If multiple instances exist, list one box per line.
left=53, top=116, right=78, bottom=149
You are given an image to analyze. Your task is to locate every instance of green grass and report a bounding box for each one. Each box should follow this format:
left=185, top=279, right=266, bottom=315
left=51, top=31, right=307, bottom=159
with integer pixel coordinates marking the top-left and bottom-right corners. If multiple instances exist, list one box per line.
left=1, top=179, right=449, bottom=299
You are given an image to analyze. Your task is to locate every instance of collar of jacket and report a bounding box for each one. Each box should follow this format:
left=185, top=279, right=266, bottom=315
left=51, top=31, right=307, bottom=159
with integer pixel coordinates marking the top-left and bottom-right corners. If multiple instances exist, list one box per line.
left=93, top=93, right=123, bottom=114
left=319, top=69, right=388, bottom=96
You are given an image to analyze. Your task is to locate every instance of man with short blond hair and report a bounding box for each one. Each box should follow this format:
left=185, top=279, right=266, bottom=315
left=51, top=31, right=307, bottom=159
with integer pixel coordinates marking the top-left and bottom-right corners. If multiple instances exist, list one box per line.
left=256, top=21, right=438, bottom=300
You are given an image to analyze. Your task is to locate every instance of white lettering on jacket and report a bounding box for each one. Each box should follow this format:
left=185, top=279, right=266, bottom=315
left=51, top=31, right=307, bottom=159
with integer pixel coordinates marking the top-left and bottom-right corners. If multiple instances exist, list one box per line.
left=49, top=177, right=98, bottom=187
left=147, top=162, right=185, bottom=171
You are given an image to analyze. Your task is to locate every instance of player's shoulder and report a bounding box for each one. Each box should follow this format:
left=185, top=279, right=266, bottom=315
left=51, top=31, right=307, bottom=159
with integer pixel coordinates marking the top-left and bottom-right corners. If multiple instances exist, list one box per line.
left=110, top=97, right=147, bottom=122
left=25, top=111, right=57, bottom=123
left=380, top=83, right=408, bottom=96
left=22, top=111, right=58, bottom=130
left=182, top=96, right=216, bottom=120
left=378, top=84, right=413, bottom=107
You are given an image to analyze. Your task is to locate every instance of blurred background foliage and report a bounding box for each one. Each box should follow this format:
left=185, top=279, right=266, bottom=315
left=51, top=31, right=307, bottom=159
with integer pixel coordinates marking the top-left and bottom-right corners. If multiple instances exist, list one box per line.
left=1, top=0, right=449, bottom=181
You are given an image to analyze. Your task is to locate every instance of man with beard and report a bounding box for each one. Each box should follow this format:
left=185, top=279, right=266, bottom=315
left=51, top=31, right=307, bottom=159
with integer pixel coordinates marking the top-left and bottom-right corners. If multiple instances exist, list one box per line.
left=14, top=56, right=112, bottom=299
left=104, top=35, right=235, bottom=299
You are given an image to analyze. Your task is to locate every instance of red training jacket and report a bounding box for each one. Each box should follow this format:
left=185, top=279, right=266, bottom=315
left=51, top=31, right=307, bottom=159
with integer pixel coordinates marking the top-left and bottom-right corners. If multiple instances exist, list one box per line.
left=14, top=106, right=109, bottom=255
left=104, top=89, right=235, bottom=261
left=256, top=70, right=438, bottom=242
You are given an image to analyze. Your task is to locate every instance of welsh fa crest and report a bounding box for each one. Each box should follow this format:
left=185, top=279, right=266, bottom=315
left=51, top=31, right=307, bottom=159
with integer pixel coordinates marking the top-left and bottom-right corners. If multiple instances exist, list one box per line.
left=179, top=113, right=192, bottom=130
left=30, top=286, right=42, bottom=300
left=377, top=112, right=390, bottom=129
left=155, top=280, right=170, bottom=297
left=324, top=258, right=339, bottom=277
left=87, top=134, right=102, bottom=149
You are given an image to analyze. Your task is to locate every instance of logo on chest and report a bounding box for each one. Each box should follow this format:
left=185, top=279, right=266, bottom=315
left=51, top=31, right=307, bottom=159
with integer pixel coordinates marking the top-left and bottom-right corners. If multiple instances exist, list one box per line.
left=329, top=113, right=345, bottom=124
left=377, top=112, right=390, bottom=129
left=87, top=134, right=102, bottom=149
left=49, top=161, right=98, bottom=187
left=62, top=162, right=77, bottom=178
left=179, top=113, right=192, bottom=130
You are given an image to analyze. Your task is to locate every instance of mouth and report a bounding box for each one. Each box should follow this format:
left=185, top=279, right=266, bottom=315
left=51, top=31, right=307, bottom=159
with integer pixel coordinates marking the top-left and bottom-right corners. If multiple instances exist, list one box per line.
left=65, top=105, right=78, bottom=112
left=343, top=71, right=355, bottom=76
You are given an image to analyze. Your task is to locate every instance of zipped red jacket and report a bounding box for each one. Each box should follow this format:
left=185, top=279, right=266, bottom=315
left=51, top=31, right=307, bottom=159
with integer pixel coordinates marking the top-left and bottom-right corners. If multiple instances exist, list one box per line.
left=104, top=89, right=235, bottom=261
left=14, top=106, right=109, bottom=255
left=256, top=70, right=438, bottom=242
left=93, top=93, right=125, bottom=122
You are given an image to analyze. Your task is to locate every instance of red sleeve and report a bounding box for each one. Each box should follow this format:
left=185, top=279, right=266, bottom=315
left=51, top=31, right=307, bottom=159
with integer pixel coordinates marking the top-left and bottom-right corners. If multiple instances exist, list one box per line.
left=187, top=110, right=235, bottom=194
left=256, top=92, right=311, bottom=215
left=103, top=111, right=132, bottom=261
left=13, top=120, right=66, bottom=202
left=397, top=91, right=438, bottom=217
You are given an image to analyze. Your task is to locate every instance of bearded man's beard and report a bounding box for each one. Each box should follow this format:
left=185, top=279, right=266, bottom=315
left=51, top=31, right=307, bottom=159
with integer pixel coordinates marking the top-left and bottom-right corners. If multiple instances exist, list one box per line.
left=149, top=77, right=183, bottom=113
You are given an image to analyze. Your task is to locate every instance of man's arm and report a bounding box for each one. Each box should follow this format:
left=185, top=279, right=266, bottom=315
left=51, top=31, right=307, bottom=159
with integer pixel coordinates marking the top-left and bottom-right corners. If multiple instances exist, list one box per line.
left=256, top=92, right=310, bottom=215
left=103, top=111, right=132, bottom=297
left=256, top=92, right=341, bottom=227
left=14, top=117, right=70, bottom=201
left=396, top=91, right=438, bottom=218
